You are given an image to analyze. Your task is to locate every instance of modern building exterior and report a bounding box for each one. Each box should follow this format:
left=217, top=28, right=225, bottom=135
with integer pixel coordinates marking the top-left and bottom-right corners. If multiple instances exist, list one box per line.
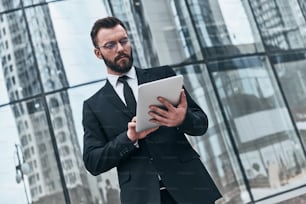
left=0, top=0, right=306, bottom=204
left=104, top=0, right=306, bottom=204
left=0, top=1, right=95, bottom=203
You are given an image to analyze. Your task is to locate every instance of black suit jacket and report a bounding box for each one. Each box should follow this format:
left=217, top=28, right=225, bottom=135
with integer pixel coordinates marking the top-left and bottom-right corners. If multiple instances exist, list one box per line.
left=82, top=66, right=222, bottom=204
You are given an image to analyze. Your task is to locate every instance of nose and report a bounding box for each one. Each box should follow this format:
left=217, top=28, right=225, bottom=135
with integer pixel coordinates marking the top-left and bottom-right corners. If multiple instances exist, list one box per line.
left=116, top=41, right=124, bottom=52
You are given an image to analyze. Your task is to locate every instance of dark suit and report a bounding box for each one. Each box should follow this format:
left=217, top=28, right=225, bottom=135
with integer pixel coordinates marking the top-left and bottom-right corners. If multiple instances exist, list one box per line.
left=82, top=66, right=222, bottom=204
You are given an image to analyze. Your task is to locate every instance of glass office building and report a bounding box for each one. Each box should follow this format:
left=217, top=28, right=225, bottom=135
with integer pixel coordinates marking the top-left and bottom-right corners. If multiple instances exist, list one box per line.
left=0, top=0, right=305, bottom=203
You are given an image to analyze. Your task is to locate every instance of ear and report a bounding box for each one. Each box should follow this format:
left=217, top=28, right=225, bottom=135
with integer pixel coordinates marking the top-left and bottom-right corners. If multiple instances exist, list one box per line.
left=94, top=48, right=103, bottom=59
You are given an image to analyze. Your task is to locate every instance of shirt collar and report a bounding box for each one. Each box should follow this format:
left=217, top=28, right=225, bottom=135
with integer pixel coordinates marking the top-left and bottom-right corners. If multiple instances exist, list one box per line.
left=107, top=66, right=137, bottom=87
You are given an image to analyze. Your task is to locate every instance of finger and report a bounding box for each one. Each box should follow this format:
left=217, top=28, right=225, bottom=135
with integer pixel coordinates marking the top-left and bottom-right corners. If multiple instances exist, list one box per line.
left=178, top=89, right=187, bottom=108
left=132, top=116, right=137, bottom=122
left=157, top=97, right=176, bottom=112
left=149, top=106, right=168, bottom=117
left=148, top=110, right=170, bottom=122
left=149, top=113, right=169, bottom=126
left=128, top=121, right=136, bottom=129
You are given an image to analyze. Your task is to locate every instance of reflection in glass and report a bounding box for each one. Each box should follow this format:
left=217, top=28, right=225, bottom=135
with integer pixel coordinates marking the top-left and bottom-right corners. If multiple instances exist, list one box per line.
left=175, top=64, right=250, bottom=204
left=0, top=9, right=42, bottom=101
left=0, top=106, right=32, bottom=204
left=47, top=91, right=94, bottom=204
left=249, top=0, right=306, bottom=51
left=68, top=82, right=121, bottom=204
left=209, top=56, right=306, bottom=201
left=48, top=0, right=109, bottom=86
left=103, top=0, right=159, bottom=68
left=272, top=52, right=306, bottom=149
left=0, top=0, right=20, bottom=12
left=23, top=4, right=68, bottom=92
left=169, top=0, right=204, bottom=62
left=4, top=98, right=66, bottom=203
left=185, top=0, right=263, bottom=58
left=0, top=60, right=9, bottom=104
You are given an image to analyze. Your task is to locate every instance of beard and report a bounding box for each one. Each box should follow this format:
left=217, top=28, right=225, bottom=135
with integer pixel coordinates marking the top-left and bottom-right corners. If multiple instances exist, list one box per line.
left=102, top=51, right=134, bottom=74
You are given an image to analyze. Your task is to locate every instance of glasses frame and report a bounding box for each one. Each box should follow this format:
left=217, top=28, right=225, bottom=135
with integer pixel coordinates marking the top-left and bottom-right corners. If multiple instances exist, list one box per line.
left=96, top=37, right=130, bottom=51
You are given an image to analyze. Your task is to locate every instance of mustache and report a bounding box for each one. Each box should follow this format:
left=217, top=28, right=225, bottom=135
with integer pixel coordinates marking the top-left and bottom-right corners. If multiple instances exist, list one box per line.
left=115, top=53, right=130, bottom=62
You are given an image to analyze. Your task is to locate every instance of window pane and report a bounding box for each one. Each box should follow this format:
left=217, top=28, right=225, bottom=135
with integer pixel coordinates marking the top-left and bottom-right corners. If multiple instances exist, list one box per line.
left=67, top=82, right=121, bottom=204
left=47, top=0, right=109, bottom=86
left=0, top=98, right=66, bottom=203
left=0, top=10, right=43, bottom=103
left=46, top=89, right=94, bottom=203
left=249, top=0, right=306, bottom=51
left=0, top=0, right=21, bottom=12
left=105, top=0, right=205, bottom=65
left=107, top=0, right=161, bottom=67
left=174, top=64, right=251, bottom=204
left=22, top=5, right=68, bottom=92
left=185, top=0, right=264, bottom=58
left=209, top=56, right=306, bottom=201
left=0, top=105, right=31, bottom=204
left=272, top=52, right=306, bottom=149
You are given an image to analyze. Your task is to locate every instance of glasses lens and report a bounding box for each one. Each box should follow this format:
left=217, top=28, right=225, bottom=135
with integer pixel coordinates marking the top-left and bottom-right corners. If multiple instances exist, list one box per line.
left=104, top=42, right=116, bottom=50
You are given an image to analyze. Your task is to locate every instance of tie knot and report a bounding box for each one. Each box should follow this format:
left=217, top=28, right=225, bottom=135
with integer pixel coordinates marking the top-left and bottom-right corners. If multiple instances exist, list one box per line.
left=118, top=75, right=129, bottom=83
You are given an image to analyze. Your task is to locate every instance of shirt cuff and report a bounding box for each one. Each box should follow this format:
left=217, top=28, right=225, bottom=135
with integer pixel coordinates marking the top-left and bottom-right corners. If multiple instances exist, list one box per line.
left=133, top=140, right=139, bottom=148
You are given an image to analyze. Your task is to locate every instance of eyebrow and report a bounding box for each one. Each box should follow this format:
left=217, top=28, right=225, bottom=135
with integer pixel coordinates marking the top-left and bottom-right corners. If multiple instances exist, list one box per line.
left=104, top=37, right=128, bottom=44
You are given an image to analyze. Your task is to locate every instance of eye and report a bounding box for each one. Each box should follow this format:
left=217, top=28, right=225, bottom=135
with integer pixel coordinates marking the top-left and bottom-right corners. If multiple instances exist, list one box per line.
left=119, top=38, right=129, bottom=45
left=103, top=42, right=116, bottom=49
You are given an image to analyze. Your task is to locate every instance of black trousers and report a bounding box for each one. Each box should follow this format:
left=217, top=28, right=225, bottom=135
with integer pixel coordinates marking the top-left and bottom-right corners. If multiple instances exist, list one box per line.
left=160, top=181, right=177, bottom=204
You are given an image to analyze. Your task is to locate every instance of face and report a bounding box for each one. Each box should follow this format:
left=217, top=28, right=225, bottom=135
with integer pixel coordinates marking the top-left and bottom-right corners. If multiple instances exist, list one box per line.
left=94, top=24, right=133, bottom=75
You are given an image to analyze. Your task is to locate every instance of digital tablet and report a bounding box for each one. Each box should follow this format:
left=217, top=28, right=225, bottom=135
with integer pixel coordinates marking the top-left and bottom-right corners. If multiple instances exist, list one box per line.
left=136, top=75, right=184, bottom=132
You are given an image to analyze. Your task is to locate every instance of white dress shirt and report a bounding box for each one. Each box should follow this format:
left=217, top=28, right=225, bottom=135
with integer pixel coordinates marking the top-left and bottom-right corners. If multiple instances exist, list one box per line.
left=107, top=67, right=139, bottom=148
left=107, top=66, right=138, bottom=105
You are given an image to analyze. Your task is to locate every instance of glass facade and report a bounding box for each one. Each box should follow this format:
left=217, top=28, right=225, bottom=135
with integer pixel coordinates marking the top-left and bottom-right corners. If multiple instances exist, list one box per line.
left=0, top=0, right=306, bottom=204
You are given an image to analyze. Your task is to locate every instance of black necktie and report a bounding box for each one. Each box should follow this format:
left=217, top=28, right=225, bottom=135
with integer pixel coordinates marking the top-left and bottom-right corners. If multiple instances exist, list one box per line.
left=118, top=75, right=136, bottom=115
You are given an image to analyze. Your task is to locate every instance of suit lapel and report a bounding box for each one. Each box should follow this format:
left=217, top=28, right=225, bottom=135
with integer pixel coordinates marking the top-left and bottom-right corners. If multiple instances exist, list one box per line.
left=103, top=80, right=134, bottom=118
left=135, top=68, right=155, bottom=85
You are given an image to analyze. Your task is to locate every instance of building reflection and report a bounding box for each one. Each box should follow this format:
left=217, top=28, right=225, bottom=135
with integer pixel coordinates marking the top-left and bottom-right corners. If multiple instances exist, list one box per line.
left=0, top=0, right=94, bottom=203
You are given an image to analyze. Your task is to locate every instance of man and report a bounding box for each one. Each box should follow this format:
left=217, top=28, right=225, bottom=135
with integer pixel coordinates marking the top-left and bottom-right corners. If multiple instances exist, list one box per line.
left=82, top=16, right=221, bottom=204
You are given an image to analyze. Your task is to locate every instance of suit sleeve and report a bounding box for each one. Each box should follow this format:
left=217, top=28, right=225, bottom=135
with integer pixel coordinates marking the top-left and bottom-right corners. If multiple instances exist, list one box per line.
left=165, top=66, right=208, bottom=136
left=82, top=101, right=137, bottom=176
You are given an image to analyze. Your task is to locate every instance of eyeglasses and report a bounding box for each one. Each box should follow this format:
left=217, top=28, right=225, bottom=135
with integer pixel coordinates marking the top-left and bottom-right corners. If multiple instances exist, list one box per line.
left=96, top=37, right=130, bottom=51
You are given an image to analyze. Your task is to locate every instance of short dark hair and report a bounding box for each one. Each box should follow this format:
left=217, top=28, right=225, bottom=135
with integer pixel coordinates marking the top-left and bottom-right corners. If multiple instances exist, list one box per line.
left=90, top=16, right=127, bottom=47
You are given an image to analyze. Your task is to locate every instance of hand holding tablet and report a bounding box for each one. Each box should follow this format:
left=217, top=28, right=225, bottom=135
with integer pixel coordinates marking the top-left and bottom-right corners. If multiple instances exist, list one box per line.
left=136, top=75, right=184, bottom=132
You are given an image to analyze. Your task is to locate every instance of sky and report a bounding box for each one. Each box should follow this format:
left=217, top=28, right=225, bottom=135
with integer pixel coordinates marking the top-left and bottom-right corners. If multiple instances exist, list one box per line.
left=218, top=0, right=255, bottom=44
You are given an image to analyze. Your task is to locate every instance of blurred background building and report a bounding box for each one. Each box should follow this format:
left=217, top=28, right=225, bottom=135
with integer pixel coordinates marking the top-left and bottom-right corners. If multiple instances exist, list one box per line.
left=0, top=0, right=306, bottom=204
